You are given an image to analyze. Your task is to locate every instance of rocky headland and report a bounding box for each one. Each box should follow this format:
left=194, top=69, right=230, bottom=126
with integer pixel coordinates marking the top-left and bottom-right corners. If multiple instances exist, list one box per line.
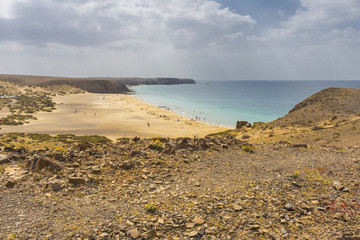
left=0, top=74, right=195, bottom=94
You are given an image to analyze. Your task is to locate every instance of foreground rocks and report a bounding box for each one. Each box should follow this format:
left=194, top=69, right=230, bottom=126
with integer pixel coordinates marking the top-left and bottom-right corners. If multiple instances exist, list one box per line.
left=0, top=136, right=359, bottom=239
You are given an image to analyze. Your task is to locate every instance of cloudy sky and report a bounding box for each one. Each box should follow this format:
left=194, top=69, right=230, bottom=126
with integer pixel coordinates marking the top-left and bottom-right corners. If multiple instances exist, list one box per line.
left=0, top=0, right=359, bottom=80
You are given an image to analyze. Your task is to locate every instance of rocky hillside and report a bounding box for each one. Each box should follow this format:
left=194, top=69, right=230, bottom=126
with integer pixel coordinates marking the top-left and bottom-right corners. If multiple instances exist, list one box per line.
left=217, top=87, right=360, bottom=147
left=0, top=134, right=359, bottom=239
left=270, top=87, right=360, bottom=127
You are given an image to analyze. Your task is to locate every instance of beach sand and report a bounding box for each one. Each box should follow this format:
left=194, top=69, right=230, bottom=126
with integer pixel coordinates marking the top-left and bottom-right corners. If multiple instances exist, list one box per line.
left=0, top=93, right=229, bottom=140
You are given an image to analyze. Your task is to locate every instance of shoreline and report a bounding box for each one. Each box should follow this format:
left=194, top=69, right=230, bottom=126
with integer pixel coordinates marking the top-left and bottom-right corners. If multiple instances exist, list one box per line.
left=130, top=93, right=230, bottom=128
left=0, top=92, right=229, bottom=140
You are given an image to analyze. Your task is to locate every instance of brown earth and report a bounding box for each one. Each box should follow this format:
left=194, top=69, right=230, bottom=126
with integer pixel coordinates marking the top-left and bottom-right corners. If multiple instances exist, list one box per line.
left=0, top=136, right=359, bottom=239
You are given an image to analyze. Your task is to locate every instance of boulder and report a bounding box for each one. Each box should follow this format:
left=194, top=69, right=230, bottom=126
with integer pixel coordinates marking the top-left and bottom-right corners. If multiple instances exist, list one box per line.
left=29, top=157, right=62, bottom=171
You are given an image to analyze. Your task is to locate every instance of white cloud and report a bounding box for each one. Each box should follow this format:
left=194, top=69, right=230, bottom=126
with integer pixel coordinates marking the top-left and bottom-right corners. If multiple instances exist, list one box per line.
left=264, top=0, right=360, bottom=40
left=0, top=0, right=255, bottom=48
left=1, top=0, right=360, bottom=80
left=0, top=0, right=27, bottom=19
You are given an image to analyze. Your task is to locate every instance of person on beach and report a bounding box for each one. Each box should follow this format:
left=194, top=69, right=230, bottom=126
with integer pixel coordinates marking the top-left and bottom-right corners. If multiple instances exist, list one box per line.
left=147, top=122, right=150, bottom=127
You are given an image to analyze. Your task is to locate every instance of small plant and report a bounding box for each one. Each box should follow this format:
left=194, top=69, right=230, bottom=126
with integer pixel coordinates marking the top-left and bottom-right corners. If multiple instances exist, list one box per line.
left=327, top=199, right=360, bottom=218
left=7, top=233, right=17, bottom=239
left=290, top=171, right=300, bottom=179
left=53, top=146, right=67, bottom=154
left=145, top=203, right=157, bottom=213
left=149, top=139, right=164, bottom=151
left=242, top=145, right=254, bottom=153
left=336, top=148, right=345, bottom=154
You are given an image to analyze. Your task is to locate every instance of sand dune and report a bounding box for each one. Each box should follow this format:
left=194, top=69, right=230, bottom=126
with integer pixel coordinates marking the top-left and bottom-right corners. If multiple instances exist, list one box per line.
left=0, top=93, right=228, bottom=140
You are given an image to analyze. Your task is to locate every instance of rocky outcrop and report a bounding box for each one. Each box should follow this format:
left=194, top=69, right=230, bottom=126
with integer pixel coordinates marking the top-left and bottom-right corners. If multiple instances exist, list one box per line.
left=236, top=121, right=251, bottom=129
left=37, top=79, right=130, bottom=94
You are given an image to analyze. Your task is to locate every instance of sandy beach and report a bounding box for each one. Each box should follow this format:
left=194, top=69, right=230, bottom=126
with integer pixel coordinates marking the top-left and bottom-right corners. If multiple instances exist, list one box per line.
left=0, top=93, right=229, bottom=140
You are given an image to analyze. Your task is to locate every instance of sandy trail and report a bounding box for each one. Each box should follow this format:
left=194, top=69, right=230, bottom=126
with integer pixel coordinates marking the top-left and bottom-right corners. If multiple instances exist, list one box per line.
left=0, top=93, right=229, bottom=140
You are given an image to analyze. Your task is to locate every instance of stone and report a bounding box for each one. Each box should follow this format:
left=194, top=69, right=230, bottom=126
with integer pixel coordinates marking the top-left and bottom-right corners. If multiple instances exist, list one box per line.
left=68, top=177, right=85, bottom=185
left=4, top=165, right=27, bottom=181
left=186, top=222, right=196, bottom=229
left=157, top=218, right=165, bottom=224
left=193, top=216, right=205, bottom=225
left=5, top=180, right=16, bottom=188
left=233, top=204, right=243, bottom=211
left=99, top=232, right=109, bottom=238
left=127, top=228, right=140, bottom=239
left=29, top=157, right=62, bottom=171
left=333, top=181, right=344, bottom=191
left=249, top=225, right=260, bottom=230
left=269, top=232, right=281, bottom=240
left=0, top=154, right=10, bottom=165
left=188, top=231, right=198, bottom=237
left=284, top=203, right=295, bottom=211
left=119, top=161, right=135, bottom=170
left=43, top=179, right=65, bottom=192
left=342, top=213, right=351, bottom=222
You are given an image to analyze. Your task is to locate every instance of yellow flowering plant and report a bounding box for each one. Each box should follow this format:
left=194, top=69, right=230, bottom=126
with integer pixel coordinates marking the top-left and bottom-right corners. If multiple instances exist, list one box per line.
left=149, top=139, right=164, bottom=151
left=242, top=145, right=254, bottom=153
left=145, top=203, right=157, bottom=213
left=53, top=146, right=67, bottom=154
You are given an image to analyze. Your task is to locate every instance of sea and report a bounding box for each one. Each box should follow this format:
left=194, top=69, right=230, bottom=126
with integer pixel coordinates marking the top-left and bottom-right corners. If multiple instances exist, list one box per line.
left=130, top=80, right=360, bottom=128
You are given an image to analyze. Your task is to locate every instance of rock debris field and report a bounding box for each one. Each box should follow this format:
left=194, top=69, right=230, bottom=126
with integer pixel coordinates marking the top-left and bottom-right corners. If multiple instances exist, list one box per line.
left=1, top=136, right=360, bottom=239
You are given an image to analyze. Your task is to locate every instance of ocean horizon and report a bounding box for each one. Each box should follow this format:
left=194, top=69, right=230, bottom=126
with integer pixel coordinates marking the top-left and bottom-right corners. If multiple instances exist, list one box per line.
left=131, top=80, right=360, bottom=128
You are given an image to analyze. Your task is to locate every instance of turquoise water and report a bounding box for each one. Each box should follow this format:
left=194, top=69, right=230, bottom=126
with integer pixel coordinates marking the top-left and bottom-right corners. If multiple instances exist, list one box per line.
left=131, top=81, right=360, bottom=127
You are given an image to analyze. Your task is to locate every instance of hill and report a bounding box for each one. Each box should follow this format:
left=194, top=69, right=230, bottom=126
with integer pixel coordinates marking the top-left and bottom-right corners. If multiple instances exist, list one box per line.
left=214, top=87, right=360, bottom=147
left=269, top=87, right=360, bottom=127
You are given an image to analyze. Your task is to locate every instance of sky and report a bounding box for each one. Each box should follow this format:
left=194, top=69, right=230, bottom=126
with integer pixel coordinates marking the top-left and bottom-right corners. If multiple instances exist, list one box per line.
left=0, top=0, right=360, bottom=80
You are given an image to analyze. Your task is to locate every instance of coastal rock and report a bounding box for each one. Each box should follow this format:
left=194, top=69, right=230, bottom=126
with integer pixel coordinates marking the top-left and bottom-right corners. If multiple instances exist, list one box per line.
left=236, top=121, right=251, bottom=129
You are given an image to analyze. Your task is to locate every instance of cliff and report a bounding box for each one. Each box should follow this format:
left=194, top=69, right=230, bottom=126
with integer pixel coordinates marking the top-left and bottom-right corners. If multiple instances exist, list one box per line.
left=0, top=75, right=130, bottom=94
left=114, top=77, right=195, bottom=86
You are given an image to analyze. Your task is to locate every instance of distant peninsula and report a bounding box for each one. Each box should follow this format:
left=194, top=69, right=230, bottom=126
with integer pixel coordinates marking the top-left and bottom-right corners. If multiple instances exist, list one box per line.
left=0, top=74, right=195, bottom=94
